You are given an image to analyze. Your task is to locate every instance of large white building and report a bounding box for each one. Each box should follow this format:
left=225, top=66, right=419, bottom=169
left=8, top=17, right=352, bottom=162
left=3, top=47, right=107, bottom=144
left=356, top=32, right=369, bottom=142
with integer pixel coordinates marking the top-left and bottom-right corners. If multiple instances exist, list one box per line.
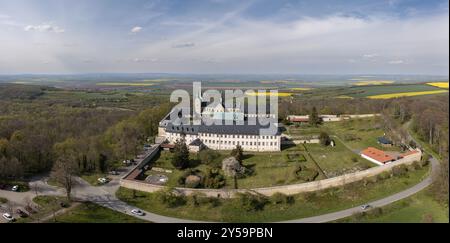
left=157, top=96, right=281, bottom=152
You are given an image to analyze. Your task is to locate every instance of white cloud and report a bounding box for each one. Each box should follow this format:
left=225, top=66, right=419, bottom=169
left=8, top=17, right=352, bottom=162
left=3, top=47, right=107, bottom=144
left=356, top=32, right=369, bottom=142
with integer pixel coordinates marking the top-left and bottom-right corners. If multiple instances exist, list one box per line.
left=130, top=26, right=143, bottom=33
left=172, top=42, right=195, bottom=48
left=362, top=53, right=378, bottom=58
left=132, top=57, right=158, bottom=63
left=388, top=60, right=405, bottom=64
left=24, top=23, right=65, bottom=33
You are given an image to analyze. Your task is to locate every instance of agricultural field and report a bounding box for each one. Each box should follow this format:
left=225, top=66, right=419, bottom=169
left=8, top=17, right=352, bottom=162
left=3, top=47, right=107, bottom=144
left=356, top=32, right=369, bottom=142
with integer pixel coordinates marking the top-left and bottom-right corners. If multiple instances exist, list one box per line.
left=247, top=92, right=293, bottom=97
left=345, top=84, right=444, bottom=98
left=367, top=90, right=448, bottom=99
left=426, top=82, right=449, bottom=89
left=352, top=80, right=394, bottom=86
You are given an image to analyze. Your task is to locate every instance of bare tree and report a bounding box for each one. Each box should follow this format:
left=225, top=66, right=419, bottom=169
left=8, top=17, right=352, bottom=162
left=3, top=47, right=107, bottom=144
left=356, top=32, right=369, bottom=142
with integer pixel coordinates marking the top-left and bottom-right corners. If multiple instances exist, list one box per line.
left=51, top=157, right=78, bottom=201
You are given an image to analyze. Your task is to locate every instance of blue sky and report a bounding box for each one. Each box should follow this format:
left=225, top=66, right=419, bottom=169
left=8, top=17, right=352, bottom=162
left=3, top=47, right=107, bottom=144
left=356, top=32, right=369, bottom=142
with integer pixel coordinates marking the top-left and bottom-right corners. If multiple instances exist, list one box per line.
left=0, top=0, right=448, bottom=74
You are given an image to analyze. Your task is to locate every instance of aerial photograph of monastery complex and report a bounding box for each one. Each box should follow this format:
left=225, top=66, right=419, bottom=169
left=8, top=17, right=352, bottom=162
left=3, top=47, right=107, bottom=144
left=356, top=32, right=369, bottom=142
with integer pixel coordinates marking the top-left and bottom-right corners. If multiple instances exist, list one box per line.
left=0, top=0, right=448, bottom=231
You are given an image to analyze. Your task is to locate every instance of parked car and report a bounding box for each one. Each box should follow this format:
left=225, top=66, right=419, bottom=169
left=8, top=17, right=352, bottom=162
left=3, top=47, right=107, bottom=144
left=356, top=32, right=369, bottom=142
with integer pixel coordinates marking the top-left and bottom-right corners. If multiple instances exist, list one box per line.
left=131, top=209, right=145, bottom=216
left=16, top=209, right=28, bottom=218
left=2, top=213, right=15, bottom=222
left=109, top=171, right=120, bottom=175
left=361, top=204, right=371, bottom=210
left=11, top=185, right=19, bottom=192
left=25, top=205, right=37, bottom=214
left=97, top=178, right=108, bottom=184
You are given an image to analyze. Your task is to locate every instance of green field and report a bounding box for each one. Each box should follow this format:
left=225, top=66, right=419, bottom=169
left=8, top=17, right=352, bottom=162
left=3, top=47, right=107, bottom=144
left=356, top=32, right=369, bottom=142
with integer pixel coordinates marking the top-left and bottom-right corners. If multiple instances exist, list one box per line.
left=346, top=84, right=442, bottom=98
left=117, top=163, right=430, bottom=222
left=304, top=141, right=374, bottom=178
left=51, top=202, right=148, bottom=223
left=337, top=190, right=449, bottom=223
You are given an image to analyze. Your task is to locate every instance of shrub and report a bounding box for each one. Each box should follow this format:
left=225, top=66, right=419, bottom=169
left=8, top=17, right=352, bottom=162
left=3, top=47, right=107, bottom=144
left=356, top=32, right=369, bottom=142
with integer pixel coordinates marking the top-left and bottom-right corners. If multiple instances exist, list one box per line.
left=392, top=165, right=408, bottom=177
left=318, top=131, right=331, bottom=146
left=238, top=192, right=269, bottom=211
left=271, top=192, right=294, bottom=205
left=203, top=168, right=226, bottom=189
left=171, top=139, right=190, bottom=169
left=302, top=192, right=317, bottom=201
left=377, top=171, right=392, bottom=181
left=155, top=188, right=186, bottom=208
left=411, top=161, right=421, bottom=170
left=368, top=207, right=383, bottom=217
left=351, top=156, right=359, bottom=163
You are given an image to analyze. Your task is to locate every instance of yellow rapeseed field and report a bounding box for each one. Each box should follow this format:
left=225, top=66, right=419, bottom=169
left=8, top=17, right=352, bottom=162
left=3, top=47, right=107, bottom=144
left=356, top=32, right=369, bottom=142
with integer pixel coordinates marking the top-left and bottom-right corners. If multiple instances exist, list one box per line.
left=426, top=82, right=449, bottom=89
left=367, top=90, right=448, bottom=99
left=290, top=87, right=312, bottom=91
left=353, top=80, right=394, bottom=86
left=247, top=92, right=293, bottom=97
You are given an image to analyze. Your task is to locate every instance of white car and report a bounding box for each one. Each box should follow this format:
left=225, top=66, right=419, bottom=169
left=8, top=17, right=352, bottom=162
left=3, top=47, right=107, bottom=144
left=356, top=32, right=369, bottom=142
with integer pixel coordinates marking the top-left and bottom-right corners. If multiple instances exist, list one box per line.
left=361, top=204, right=371, bottom=210
left=97, top=178, right=108, bottom=184
left=131, top=209, right=145, bottom=216
left=2, top=213, right=15, bottom=222
left=11, top=185, right=19, bottom=191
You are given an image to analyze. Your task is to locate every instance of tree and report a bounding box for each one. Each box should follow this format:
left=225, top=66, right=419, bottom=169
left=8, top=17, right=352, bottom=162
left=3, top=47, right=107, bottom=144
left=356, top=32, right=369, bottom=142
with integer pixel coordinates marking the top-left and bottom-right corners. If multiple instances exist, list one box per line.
left=309, top=106, right=321, bottom=126
left=171, top=139, right=190, bottom=169
left=318, top=131, right=331, bottom=146
left=231, top=145, right=244, bottom=163
left=51, top=157, right=78, bottom=201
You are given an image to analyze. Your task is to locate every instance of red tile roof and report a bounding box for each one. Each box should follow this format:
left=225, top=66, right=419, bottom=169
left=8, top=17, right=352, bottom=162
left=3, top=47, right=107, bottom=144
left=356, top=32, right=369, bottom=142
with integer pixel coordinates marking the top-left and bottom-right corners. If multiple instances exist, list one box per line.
left=361, top=147, right=395, bottom=164
left=400, top=150, right=420, bottom=157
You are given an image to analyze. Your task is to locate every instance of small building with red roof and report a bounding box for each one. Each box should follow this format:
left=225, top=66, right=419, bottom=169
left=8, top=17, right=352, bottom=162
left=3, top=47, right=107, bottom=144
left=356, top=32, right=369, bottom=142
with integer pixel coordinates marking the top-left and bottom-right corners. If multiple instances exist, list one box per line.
left=361, top=147, right=396, bottom=165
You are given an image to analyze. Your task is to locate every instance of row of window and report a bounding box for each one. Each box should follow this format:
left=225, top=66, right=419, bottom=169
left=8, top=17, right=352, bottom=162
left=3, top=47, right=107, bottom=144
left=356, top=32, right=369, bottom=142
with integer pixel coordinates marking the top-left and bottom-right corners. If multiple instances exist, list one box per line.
left=204, top=139, right=277, bottom=147
left=201, top=133, right=277, bottom=140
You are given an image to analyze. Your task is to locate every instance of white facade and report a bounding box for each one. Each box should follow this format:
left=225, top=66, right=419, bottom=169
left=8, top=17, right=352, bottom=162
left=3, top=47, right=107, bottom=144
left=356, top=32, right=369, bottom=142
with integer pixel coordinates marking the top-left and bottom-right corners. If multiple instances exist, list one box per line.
left=163, top=130, right=281, bottom=152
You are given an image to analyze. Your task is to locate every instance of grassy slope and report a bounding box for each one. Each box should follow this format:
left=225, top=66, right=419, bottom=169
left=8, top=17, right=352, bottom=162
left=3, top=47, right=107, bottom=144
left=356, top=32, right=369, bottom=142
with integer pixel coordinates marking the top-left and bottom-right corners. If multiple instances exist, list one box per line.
left=337, top=190, right=449, bottom=223
left=117, top=164, right=429, bottom=222
left=52, top=202, right=148, bottom=223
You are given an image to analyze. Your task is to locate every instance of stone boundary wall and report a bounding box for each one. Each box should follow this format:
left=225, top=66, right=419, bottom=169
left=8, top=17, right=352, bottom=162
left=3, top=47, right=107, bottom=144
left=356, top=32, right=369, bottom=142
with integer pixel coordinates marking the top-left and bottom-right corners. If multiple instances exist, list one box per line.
left=120, top=150, right=422, bottom=198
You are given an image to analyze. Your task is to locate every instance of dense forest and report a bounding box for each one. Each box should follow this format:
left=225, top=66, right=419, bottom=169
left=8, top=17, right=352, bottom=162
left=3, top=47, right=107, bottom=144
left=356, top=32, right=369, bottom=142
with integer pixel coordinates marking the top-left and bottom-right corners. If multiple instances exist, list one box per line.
left=0, top=84, right=170, bottom=179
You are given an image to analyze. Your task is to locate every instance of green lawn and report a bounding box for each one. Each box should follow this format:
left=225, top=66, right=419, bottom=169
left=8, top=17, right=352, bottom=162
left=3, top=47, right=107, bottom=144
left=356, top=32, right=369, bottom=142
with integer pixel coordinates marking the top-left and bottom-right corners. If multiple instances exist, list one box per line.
left=50, top=202, right=149, bottom=223
left=304, top=140, right=374, bottom=178
left=337, top=190, right=449, bottom=223
left=117, top=163, right=430, bottom=222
